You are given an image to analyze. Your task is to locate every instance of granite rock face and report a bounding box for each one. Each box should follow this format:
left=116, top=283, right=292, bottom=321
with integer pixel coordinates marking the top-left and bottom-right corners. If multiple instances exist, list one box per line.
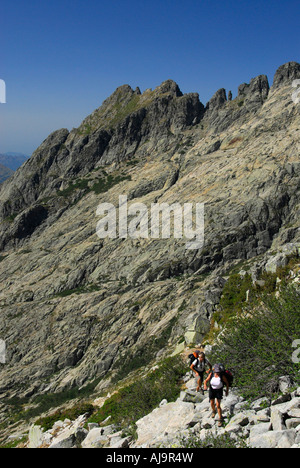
left=272, top=61, right=300, bottom=89
left=0, top=62, right=299, bottom=418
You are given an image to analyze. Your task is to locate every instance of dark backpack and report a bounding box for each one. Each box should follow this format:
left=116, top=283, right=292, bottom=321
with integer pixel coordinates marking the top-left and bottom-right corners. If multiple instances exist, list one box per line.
left=223, top=369, right=234, bottom=387
left=189, top=354, right=210, bottom=374
left=188, top=354, right=202, bottom=373
left=188, top=353, right=195, bottom=366
left=210, top=364, right=234, bottom=387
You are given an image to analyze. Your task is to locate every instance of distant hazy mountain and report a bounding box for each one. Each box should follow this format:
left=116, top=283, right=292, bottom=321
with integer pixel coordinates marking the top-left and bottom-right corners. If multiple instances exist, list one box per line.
left=0, top=163, right=14, bottom=184
left=0, top=152, right=29, bottom=171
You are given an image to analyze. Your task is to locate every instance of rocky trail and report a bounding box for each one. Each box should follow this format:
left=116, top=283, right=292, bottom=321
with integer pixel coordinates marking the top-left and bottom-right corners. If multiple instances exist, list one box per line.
left=17, top=371, right=300, bottom=449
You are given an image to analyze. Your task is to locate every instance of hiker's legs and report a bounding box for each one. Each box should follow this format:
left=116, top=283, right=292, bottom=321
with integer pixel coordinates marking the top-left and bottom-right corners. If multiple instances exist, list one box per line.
left=216, top=399, right=223, bottom=420
left=210, top=399, right=216, bottom=416
left=199, top=374, right=203, bottom=389
left=197, top=378, right=204, bottom=392
left=197, top=372, right=204, bottom=393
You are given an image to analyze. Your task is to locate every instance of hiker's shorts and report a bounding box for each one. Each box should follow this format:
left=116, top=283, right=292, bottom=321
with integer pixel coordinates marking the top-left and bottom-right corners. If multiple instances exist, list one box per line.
left=195, top=371, right=204, bottom=382
left=209, top=386, right=224, bottom=401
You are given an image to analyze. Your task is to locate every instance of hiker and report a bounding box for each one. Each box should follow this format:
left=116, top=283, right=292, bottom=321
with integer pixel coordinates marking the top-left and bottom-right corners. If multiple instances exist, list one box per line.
left=190, top=351, right=212, bottom=394
left=204, top=364, right=229, bottom=427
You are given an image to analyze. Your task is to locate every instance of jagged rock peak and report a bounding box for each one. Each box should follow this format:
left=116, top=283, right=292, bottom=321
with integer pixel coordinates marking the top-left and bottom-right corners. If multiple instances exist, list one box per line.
left=272, top=61, right=300, bottom=89
left=152, top=79, right=183, bottom=97
left=99, top=79, right=183, bottom=113
left=238, top=75, right=270, bottom=100
left=77, top=79, right=199, bottom=136
left=205, top=74, right=270, bottom=116
left=98, top=84, right=141, bottom=111
left=206, top=88, right=227, bottom=111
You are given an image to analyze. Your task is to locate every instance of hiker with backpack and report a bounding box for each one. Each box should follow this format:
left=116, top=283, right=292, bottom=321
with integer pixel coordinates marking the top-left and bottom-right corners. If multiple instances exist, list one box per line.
left=190, top=351, right=212, bottom=394
left=204, top=364, right=230, bottom=427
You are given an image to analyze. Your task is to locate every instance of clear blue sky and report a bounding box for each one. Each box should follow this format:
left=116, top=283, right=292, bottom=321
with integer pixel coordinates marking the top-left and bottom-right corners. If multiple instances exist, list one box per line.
left=1, top=0, right=299, bottom=155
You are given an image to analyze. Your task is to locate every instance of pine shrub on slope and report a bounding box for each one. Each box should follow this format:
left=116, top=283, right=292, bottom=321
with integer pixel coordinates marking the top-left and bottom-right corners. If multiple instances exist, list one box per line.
left=211, top=285, right=300, bottom=400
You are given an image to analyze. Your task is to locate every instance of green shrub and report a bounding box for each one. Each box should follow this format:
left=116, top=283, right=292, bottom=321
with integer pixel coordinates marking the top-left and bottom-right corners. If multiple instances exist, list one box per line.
left=212, top=255, right=299, bottom=330
left=176, top=431, right=249, bottom=448
left=57, top=172, right=131, bottom=201
left=58, top=178, right=90, bottom=198
left=214, top=273, right=254, bottom=324
left=4, top=379, right=100, bottom=423
left=87, top=357, right=186, bottom=429
left=91, top=174, right=131, bottom=194
left=0, top=436, right=27, bottom=449
left=36, top=402, right=94, bottom=431
left=210, top=285, right=300, bottom=400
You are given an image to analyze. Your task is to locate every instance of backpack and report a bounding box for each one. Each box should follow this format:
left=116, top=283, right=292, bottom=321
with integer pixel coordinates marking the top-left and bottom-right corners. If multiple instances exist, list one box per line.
left=210, top=364, right=234, bottom=387
left=188, top=354, right=198, bottom=371
left=188, top=354, right=202, bottom=373
left=223, top=369, right=234, bottom=387
left=188, top=353, right=195, bottom=366
left=189, top=354, right=210, bottom=374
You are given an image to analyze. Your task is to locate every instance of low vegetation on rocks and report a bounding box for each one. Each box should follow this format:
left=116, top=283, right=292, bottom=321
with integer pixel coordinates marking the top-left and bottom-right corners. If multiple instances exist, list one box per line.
left=210, top=284, right=300, bottom=400
left=4, top=260, right=299, bottom=449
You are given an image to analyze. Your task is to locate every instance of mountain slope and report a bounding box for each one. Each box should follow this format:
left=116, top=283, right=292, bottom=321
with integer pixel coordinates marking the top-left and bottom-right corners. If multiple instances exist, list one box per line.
left=0, top=153, right=29, bottom=172
left=0, top=163, right=13, bottom=184
left=0, top=61, right=299, bottom=410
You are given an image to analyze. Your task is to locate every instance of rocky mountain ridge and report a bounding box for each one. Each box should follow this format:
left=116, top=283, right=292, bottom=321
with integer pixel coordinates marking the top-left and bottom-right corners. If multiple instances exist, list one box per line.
left=0, top=61, right=299, bottom=250
left=0, top=62, right=299, bottom=441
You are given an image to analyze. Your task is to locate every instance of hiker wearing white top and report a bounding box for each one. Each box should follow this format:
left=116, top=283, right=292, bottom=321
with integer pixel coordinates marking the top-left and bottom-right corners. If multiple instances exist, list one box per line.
left=190, top=351, right=212, bottom=394
left=204, top=364, right=229, bottom=427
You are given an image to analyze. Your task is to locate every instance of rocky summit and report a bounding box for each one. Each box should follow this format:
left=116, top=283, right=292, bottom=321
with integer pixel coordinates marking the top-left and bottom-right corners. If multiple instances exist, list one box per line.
left=0, top=61, right=299, bottom=445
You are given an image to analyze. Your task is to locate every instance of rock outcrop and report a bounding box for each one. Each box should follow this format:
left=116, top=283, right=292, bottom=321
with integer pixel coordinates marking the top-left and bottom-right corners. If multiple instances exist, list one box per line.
left=0, top=62, right=299, bottom=442
left=272, top=61, right=300, bottom=89
left=22, top=376, right=300, bottom=449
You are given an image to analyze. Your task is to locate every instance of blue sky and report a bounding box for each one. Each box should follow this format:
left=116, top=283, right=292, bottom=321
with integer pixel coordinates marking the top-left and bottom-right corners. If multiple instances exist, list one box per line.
left=1, top=0, right=299, bottom=155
